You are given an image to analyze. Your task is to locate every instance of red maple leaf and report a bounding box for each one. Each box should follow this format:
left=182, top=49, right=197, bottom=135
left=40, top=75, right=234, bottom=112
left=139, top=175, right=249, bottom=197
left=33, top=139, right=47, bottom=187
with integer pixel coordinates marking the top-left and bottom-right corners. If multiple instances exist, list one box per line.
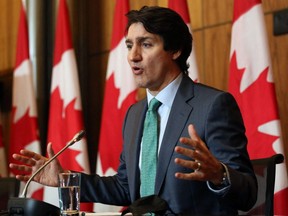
left=98, top=73, right=137, bottom=174
left=229, top=52, right=279, bottom=159
left=9, top=107, right=39, bottom=175
left=48, top=87, right=84, bottom=171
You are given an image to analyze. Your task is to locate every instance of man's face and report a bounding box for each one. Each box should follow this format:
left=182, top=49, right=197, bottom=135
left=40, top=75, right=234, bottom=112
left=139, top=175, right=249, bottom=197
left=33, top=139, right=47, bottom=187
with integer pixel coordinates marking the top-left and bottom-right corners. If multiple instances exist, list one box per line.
left=125, top=22, right=180, bottom=95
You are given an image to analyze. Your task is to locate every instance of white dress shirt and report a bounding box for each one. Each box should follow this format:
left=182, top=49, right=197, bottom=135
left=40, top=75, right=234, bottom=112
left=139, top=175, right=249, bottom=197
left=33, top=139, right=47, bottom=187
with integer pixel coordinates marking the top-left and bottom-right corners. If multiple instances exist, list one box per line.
left=139, top=73, right=183, bottom=165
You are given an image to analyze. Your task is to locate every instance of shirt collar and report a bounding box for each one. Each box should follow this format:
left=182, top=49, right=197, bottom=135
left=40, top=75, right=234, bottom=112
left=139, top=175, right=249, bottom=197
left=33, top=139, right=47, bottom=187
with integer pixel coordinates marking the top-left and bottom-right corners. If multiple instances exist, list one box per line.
left=146, top=73, right=183, bottom=108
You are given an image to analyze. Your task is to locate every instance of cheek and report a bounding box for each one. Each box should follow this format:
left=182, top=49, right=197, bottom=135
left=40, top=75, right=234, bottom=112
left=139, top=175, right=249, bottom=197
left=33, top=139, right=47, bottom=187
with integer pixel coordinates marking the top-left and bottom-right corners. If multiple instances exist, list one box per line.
left=145, top=58, right=162, bottom=76
left=143, top=50, right=172, bottom=75
left=149, top=54, right=171, bottom=71
left=146, top=53, right=165, bottom=67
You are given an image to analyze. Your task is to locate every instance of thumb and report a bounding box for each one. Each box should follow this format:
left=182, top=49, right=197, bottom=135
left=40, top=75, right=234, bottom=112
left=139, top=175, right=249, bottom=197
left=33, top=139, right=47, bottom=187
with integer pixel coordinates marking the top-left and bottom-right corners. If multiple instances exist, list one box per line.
left=47, top=142, right=55, bottom=159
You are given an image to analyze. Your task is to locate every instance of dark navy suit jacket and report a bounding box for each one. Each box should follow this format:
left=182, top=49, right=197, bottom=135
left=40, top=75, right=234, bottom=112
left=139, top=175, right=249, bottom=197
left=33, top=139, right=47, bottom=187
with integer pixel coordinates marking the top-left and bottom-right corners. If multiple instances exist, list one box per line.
left=80, top=75, right=257, bottom=215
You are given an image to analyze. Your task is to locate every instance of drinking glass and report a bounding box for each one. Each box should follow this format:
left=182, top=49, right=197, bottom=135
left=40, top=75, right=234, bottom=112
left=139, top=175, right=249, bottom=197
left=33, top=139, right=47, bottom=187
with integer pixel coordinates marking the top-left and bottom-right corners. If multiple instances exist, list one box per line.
left=58, top=172, right=81, bottom=216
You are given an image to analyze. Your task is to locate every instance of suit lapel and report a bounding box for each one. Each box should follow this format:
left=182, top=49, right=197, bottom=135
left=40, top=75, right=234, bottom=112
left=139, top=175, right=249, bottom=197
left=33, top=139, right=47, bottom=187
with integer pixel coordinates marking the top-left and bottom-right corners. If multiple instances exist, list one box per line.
left=155, top=76, right=194, bottom=194
left=125, top=99, right=147, bottom=200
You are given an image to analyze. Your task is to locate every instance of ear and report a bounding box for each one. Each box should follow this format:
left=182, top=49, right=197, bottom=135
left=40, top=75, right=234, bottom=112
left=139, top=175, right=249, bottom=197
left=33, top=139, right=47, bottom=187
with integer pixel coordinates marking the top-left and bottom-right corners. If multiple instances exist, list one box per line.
left=172, top=50, right=181, bottom=60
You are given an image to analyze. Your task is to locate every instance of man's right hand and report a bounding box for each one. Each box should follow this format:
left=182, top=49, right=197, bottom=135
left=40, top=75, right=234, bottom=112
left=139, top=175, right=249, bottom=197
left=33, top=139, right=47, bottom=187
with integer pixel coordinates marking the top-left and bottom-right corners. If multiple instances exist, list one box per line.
left=9, top=143, right=64, bottom=187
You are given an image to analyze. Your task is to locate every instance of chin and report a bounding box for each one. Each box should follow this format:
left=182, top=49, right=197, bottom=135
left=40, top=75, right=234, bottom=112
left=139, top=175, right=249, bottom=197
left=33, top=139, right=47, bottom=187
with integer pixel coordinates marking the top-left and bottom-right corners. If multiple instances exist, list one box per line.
left=134, top=78, right=146, bottom=88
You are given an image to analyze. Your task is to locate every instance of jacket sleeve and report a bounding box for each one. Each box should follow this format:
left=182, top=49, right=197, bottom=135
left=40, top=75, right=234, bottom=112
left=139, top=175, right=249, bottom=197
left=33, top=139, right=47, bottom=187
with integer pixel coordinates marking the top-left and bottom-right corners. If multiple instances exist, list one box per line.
left=204, top=92, right=257, bottom=211
left=79, top=161, right=131, bottom=206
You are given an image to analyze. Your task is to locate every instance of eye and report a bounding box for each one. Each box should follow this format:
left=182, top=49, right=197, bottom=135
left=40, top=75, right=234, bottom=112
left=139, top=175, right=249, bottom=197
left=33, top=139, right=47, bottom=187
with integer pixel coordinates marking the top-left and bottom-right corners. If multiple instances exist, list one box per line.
left=125, top=43, right=132, bottom=50
left=142, top=42, right=152, bottom=48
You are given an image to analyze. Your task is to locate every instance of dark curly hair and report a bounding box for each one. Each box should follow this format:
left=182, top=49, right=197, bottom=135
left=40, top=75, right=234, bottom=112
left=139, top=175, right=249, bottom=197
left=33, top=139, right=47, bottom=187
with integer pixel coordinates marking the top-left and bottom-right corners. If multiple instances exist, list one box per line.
left=125, top=6, right=193, bottom=75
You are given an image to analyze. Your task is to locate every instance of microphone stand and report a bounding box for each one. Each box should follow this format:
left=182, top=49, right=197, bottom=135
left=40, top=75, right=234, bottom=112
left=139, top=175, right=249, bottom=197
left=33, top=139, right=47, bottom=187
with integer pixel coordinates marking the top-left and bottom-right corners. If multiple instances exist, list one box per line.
left=8, top=130, right=85, bottom=216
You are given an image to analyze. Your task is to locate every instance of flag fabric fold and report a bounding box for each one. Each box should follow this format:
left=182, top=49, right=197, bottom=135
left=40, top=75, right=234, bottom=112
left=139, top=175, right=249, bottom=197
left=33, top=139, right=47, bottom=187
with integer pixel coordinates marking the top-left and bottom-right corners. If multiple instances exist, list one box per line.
left=94, top=0, right=137, bottom=212
left=9, top=0, right=43, bottom=200
left=168, top=0, right=199, bottom=82
left=228, top=0, right=288, bottom=214
left=44, top=0, right=92, bottom=211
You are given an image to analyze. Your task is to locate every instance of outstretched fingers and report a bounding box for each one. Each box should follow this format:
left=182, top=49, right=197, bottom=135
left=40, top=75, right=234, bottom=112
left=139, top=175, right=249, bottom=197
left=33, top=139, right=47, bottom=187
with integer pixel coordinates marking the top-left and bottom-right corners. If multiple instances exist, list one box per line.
left=174, top=124, right=211, bottom=181
left=12, top=153, right=36, bottom=166
left=9, top=163, right=32, bottom=173
left=20, top=149, right=43, bottom=161
left=15, top=174, right=31, bottom=182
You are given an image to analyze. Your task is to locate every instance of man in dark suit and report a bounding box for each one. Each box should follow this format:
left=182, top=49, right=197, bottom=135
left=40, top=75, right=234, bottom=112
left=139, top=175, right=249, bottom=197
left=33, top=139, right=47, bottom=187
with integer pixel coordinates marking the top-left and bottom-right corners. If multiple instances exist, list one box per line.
left=10, top=6, right=257, bottom=215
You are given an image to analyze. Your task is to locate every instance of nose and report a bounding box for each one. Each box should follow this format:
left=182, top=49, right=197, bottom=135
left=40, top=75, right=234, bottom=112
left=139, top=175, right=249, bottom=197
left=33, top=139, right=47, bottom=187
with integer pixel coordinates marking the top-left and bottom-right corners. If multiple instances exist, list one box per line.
left=128, top=45, right=142, bottom=62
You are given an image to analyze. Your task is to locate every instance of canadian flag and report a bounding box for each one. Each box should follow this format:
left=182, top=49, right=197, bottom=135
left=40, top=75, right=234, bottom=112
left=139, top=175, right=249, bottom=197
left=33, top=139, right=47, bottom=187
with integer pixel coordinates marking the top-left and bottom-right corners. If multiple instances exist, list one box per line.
left=44, top=0, right=92, bottom=211
left=0, top=111, right=7, bottom=178
left=94, top=0, right=137, bottom=212
left=168, top=0, right=199, bottom=82
left=228, top=0, right=288, bottom=214
left=9, top=0, right=43, bottom=200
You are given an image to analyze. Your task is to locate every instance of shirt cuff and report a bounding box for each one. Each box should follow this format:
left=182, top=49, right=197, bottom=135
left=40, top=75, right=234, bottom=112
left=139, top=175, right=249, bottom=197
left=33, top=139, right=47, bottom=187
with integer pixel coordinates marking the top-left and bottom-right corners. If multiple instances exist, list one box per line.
left=207, top=163, right=231, bottom=194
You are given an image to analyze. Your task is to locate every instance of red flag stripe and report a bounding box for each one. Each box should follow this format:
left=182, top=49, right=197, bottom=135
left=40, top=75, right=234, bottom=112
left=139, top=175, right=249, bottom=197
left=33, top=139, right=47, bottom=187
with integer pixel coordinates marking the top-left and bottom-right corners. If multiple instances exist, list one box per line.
left=15, top=4, right=29, bottom=68
left=233, top=0, right=261, bottom=23
left=168, top=0, right=190, bottom=23
left=53, top=0, right=73, bottom=65
left=110, top=0, right=129, bottom=50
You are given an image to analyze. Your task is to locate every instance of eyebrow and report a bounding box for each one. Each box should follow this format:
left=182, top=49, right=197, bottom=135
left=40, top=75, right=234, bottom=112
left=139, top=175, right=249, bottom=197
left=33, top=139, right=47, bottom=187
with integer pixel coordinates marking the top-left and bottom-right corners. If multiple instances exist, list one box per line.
left=125, top=36, right=154, bottom=44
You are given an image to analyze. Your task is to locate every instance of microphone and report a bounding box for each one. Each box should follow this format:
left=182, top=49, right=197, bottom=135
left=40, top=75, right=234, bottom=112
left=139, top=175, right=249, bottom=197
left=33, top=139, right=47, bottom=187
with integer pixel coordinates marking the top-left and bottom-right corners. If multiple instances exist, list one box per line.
left=8, top=130, right=85, bottom=216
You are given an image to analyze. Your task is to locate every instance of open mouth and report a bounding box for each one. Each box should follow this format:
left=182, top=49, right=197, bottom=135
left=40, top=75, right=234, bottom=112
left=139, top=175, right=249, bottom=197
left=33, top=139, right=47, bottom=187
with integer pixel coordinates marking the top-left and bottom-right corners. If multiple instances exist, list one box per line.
left=132, top=66, right=142, bottom=74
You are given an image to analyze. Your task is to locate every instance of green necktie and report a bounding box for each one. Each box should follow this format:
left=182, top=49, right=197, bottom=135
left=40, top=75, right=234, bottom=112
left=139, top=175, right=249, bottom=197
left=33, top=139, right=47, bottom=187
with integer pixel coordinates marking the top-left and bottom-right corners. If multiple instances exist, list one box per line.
left=140, top=98, right=162, bottom=197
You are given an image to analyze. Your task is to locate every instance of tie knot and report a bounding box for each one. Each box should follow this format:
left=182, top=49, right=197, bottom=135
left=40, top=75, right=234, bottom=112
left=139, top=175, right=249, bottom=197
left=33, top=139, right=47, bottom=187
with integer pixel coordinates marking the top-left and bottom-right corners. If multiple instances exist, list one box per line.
left=148, top=98, right=161, bottom=111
